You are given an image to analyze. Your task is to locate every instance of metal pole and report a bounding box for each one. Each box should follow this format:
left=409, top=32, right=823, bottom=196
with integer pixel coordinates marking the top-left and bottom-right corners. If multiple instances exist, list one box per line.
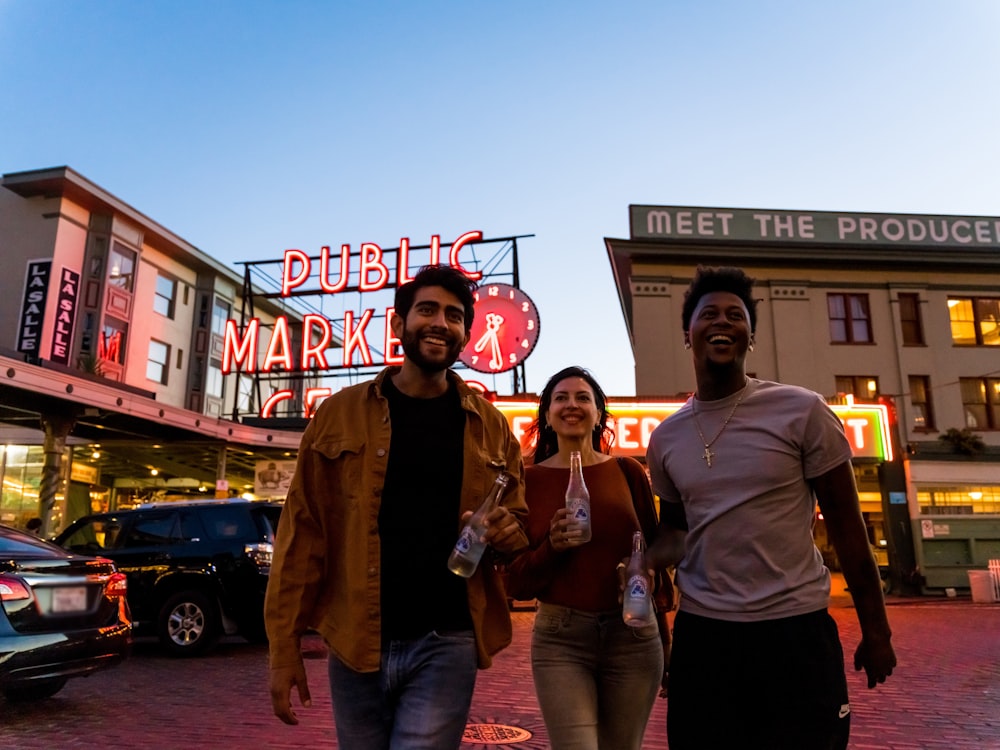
left=216, top=444, right=229, bottom=499
left=38, top=413, right=75, bottom=536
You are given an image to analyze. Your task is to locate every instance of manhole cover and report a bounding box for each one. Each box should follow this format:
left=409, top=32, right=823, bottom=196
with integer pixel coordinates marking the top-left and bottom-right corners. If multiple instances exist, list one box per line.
left=462, top=718, right=545, bottom=747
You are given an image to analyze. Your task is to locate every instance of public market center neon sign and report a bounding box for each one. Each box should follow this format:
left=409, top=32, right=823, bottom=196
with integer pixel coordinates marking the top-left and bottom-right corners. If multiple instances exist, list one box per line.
left=222, top=231, right=483, bottom=376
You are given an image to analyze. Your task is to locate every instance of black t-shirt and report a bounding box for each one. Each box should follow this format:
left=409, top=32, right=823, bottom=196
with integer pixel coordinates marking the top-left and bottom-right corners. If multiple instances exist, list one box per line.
left=378, top=375, right=471, bottom=640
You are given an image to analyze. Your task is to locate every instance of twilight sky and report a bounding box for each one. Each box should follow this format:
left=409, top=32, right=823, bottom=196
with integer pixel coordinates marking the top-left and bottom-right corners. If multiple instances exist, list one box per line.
left=2, top=0, right=998, bottom=396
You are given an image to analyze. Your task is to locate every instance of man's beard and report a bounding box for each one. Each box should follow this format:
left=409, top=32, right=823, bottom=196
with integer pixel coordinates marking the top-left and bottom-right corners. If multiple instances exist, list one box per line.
left=400, top=327, right=464, bottom=373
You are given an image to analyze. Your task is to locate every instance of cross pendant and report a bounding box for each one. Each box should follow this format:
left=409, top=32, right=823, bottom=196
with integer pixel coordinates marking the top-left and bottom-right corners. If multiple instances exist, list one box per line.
left=701, top=446, right=714, bottom=468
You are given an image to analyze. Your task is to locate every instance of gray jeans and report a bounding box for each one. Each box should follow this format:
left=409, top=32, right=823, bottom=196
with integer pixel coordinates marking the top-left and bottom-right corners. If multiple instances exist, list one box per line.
left=531, top=602, right=663, bottom=750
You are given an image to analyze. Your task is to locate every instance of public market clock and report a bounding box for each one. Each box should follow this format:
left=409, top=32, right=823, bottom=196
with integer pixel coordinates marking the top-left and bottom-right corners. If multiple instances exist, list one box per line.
left=459, top=283, right=540, bottom=374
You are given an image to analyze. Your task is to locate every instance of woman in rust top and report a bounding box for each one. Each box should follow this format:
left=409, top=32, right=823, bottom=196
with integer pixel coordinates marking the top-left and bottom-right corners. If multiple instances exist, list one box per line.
left=506, top=366, right=664, bottom=750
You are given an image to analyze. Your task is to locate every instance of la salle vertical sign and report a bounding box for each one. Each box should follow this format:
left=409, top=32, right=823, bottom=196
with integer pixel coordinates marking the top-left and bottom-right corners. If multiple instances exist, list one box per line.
left=17, top=260, right=52, bottom=356
left=51, top=267, right=80, bottom=365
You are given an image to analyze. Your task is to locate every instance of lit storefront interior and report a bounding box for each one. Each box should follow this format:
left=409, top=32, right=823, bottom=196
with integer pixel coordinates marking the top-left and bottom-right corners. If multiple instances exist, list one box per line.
left=0, top=351, right=300, bottom=531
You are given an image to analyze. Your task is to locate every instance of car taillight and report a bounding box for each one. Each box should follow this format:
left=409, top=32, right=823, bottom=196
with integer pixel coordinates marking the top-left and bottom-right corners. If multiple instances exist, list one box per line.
left=244, top=542, right=273, bottom=572
left=105, top=572, right=128, bottom=599
left=0, top=574, right=31, bottom=602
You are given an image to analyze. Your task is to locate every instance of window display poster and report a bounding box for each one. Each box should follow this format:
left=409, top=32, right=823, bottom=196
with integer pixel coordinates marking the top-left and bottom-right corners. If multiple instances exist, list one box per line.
left=255, top=460, right=295, bottom=498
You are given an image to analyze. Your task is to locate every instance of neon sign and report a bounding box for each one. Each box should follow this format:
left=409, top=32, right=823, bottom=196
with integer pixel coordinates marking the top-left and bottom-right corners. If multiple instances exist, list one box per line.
left=279, top=231, right=484, bottom=297
left=223, top=231, right=485, bottom=375
left=492, top=400, right=893, bottom=462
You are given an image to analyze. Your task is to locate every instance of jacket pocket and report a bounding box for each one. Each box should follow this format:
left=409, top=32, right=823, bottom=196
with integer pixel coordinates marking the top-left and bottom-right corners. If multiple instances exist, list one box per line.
left=310, top=438, right=366, bottom=514
left=313, top=437, right=365, bottom=460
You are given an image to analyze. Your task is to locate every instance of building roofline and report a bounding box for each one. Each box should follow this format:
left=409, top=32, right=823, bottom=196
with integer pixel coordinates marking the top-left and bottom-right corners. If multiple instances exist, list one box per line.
left=2, top=166, right=302, bottom=319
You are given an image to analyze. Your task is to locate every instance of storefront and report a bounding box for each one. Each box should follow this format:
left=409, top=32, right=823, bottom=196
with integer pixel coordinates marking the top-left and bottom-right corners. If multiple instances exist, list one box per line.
left=605, top=204, right=1000, bottom=593
left=0, top=350, right=300, bottom=533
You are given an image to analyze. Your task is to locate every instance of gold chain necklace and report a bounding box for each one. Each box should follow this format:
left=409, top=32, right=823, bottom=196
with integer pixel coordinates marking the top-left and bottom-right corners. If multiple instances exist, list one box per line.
left=690, top=388, right=746, bottom=468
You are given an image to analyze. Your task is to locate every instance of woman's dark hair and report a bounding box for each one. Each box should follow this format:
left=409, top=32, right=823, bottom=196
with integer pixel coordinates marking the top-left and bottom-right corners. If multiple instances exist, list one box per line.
left=529, top=366, right=613, bottom=463
left=394, top=265, right=478, bottom=333
left=681, top=265, right=758, bottom=333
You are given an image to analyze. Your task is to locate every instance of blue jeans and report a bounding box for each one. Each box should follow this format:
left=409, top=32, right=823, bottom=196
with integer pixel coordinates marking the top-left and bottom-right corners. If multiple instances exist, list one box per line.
left=531, top=603, right=664, bottom=750
left=327, top=629, right=478, bottom=750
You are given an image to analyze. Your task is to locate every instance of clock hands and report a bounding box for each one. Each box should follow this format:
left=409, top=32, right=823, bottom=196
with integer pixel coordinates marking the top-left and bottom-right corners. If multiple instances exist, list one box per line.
left=473, top=312, right=505, bottom=370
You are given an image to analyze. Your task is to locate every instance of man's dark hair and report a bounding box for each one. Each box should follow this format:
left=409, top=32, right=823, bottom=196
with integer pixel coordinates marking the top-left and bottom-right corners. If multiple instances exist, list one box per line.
left=681, top=266, right=758, bottom=333
left=394, top=265, right=478, bottom=333
left=528, top=365, right=613, bottom=463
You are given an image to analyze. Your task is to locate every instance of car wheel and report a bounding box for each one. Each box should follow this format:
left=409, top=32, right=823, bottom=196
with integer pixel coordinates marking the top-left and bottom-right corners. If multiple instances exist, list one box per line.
left=3, top=677, right=69, bottom=702
left=157, top=590, right=220, bottom=657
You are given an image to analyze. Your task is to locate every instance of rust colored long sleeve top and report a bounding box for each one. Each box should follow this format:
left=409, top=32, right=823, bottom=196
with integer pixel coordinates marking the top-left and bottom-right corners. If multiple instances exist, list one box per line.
left=506, top=457, right=650, bottom=611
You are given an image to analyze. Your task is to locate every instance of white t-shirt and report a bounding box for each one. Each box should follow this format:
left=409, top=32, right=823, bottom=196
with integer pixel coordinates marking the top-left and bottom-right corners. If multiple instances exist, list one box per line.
left=646, top=378, right=853, bottom=622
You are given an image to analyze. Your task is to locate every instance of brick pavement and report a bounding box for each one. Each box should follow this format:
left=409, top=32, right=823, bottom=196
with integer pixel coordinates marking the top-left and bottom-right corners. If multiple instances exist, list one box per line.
left=1, top=590, right=998, bottom=749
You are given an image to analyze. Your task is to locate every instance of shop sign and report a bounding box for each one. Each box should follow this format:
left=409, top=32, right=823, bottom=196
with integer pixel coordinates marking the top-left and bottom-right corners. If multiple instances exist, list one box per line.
left=71, top=462, right=99, bottom=484
left=16, top=259, right=51, bottom=355
left=492, top=400, right=893, bottom=461
left=630, top=205, right=1000, bottom=248
left=50, top=267, right=80, bottom=365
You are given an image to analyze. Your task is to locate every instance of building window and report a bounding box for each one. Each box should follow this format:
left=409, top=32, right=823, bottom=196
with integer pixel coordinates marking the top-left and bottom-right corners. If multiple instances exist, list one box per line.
left=146, top=340, right=170, bottom=384
left=153, top=274, right=177, bottom=318
left=107, top=242, right=136, bottom=291
left=836, top=375, right=880, bottom=400
left=960, top=377, right=1000, bottom=429
left=212, top=298, right=231, bottom=338
left=828, top=294, right=872, bottom=343
left=206, top=361, right=224, bottom=399
left=917, top=485, right=1000, bottom=515
left=236, top=374, right=254, bottom=413
left=898, top=293, right=924, bottom=346
left=908, top=375, right=934, bottom=431
left=948, top=297, right=1000, bottom=346
left=99, top=319, right=128, bottom=365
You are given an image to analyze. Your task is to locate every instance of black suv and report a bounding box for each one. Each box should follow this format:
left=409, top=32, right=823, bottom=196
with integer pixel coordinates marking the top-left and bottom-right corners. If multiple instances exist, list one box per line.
left=55, top=499, right=281, bottom=657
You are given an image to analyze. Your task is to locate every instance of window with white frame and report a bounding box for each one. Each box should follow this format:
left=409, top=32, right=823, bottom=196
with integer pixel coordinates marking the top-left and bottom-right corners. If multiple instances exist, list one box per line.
left=146, top=339, right=170, bottom=384
left=212, top=298, right=231, bottom=337
left=206, top=362, right=224, bottom=398
left=153, top=274, right=177, bottom=318
left=236, top=374, right=254, bottom=413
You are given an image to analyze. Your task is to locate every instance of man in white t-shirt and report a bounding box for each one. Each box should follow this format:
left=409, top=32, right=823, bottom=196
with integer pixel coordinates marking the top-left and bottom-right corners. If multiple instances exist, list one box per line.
left=645, top=266, right=896, bottom=750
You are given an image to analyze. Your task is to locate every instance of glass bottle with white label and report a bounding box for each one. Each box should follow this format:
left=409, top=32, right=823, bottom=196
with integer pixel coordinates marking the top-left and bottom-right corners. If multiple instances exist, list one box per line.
left=448, top=473, right=510, bottom=578
left=623, top=530, right=655, bottom=627
left=564, top=450, right=592, bottom=545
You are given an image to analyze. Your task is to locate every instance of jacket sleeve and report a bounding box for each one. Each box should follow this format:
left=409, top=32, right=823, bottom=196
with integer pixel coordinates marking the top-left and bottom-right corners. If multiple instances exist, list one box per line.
left=264, top=415, right=329, bottom=670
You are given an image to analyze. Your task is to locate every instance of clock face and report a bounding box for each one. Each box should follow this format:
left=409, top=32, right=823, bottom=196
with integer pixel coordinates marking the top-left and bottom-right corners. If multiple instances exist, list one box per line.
left=459, top=283, right=540, bottom=374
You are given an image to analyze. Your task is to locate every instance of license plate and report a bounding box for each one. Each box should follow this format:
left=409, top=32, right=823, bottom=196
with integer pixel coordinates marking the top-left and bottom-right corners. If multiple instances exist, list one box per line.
left=52, top=586, right=88, bottom=613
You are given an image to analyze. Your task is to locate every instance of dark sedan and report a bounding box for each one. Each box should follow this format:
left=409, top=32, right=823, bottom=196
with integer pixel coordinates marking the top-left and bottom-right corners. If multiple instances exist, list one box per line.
left=0, top=524, right=132, bottom=701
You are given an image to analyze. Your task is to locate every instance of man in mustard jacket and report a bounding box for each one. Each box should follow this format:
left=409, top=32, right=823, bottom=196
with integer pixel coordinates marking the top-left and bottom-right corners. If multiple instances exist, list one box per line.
left=266, top=264, right=528, bottom=749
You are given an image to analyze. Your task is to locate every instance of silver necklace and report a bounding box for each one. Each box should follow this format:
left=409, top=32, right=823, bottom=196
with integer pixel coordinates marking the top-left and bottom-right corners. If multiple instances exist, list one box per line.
left=690, top=389, right=746, bottom=468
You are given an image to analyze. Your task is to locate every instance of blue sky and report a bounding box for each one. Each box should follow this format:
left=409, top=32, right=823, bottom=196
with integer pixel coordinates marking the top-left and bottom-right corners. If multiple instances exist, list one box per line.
left=2, top=1, right=998, bottom=396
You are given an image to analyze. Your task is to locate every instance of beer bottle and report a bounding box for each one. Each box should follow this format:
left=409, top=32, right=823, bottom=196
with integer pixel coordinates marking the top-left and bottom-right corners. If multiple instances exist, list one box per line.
left=448, top=473, right=510, bottom=578
left=564, top=450, right=591, bottom=545
left=622, top=530, right=655, bottom=627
